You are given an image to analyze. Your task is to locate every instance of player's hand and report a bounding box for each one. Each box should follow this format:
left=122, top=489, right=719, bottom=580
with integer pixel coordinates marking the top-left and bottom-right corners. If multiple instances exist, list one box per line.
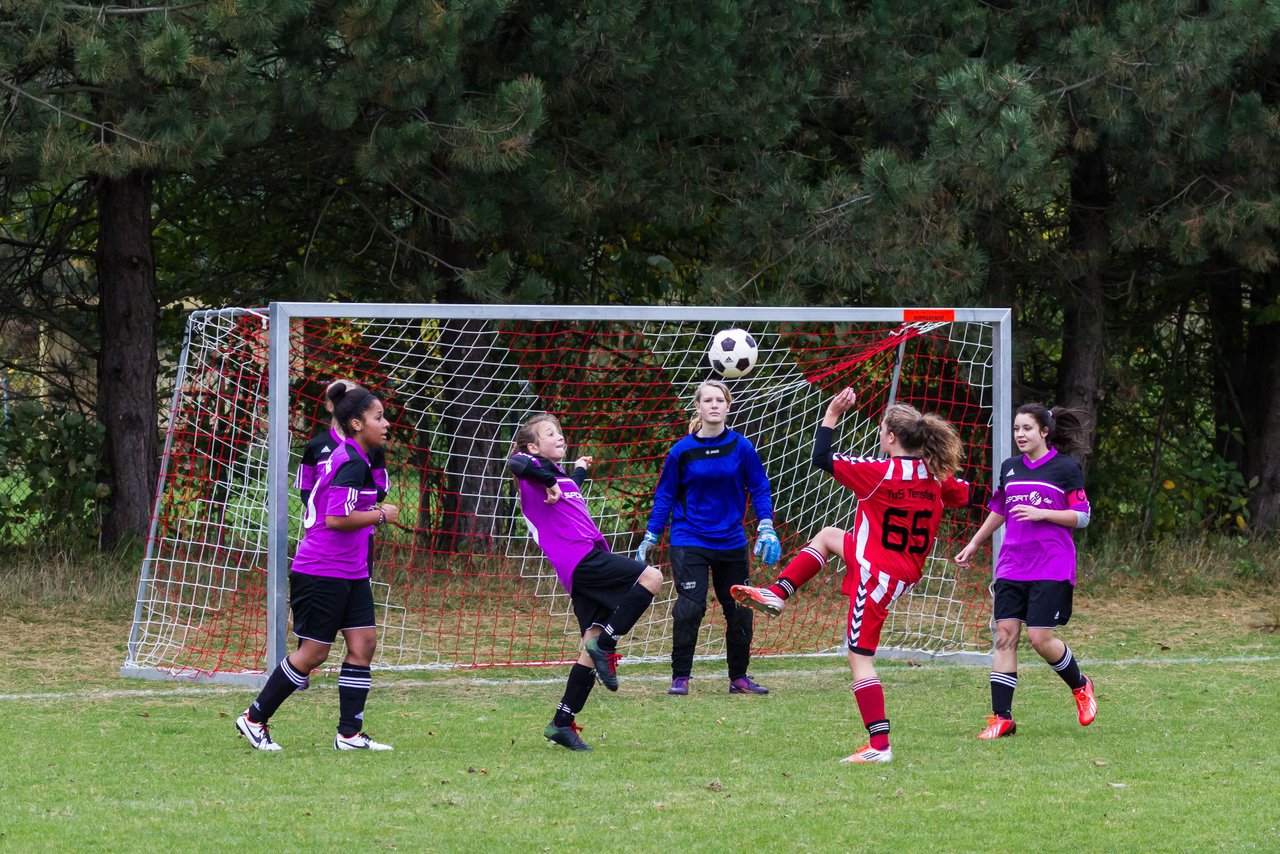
left=1009, top=504, right=1048, bottom=522
left=636, top=530, right=660, bottom=564
left=544, top=483, right=563, bottom=504
left=825, top=388, right=857, bottom=420
left=955, top=542, right=977, bottom=565
left=575, top=455, right=594, bottom=471
left=380, top=503, right=400, bottom=524
left=754, top=519, right=781, bottom=565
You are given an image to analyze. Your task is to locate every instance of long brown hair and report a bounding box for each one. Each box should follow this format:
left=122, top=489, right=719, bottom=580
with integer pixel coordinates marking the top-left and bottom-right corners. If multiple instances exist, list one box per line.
left=688, top=380, right=732, bottom=434
left=881, top=403, right=963, bottom=480
left=1017, top=403, right=1093, bottom=456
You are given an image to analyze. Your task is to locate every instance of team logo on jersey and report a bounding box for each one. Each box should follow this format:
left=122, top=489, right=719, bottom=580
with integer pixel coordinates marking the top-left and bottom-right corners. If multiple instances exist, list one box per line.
left=1029, top=490, right=1045, bottom=506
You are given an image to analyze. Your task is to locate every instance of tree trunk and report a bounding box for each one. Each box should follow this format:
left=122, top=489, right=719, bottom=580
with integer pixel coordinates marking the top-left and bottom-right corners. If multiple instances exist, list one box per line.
left=429, top=317, right=513, bottom=557
left=97, top=170, right=159, bottom=548
left=1248, top=347, right=1280, bottom=533
left=1206, top=265, right=1250, bottom=471
left=1243, top=274, right=1280, bottom=534
left=1057, top=152, right=1109, bottom=461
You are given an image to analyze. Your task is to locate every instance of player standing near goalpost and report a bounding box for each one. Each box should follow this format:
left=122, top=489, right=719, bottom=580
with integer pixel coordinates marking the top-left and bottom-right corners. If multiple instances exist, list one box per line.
left=636, top=379, right=779, bottom=696
left=508, top=413, right=664, bottom=751
left=732, top=389, right=969, bottom=763
left=955, top=403, right=1097, bottom=739
left=236, top=384, right=398, bottom=751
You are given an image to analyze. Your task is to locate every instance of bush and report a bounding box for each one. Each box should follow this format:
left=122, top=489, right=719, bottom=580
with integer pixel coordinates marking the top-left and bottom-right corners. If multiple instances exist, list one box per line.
left=0, top=403, right=109, bottom=546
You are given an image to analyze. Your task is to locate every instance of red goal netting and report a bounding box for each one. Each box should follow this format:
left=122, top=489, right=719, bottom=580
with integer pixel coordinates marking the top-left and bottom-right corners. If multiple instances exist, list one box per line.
left=124, top=307, right=1002, bottom=681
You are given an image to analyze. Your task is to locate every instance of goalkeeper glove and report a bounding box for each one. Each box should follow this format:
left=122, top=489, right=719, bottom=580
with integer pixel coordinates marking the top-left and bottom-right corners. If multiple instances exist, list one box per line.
left=754, top=519, right=781, bottom=565
left=636, top=530, right=660, bottom=564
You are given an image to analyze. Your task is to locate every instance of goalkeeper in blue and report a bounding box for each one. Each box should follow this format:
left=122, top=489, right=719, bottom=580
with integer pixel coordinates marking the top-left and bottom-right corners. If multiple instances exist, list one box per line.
left=638, top=379, right=781, bottom=696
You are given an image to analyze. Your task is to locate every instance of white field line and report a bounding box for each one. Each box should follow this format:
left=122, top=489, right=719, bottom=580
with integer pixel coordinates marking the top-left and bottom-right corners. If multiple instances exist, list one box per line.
left=4, top=654, right=1279, bottom=704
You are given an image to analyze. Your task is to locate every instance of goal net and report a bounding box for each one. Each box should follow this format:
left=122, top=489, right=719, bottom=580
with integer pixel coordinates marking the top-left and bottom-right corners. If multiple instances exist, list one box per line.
left=124, top=305, right=1009, bottom=684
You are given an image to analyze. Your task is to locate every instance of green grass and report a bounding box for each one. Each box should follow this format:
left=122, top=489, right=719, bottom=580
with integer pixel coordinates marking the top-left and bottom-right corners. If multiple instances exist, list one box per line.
left=3, top=654, right=1278, bottom=851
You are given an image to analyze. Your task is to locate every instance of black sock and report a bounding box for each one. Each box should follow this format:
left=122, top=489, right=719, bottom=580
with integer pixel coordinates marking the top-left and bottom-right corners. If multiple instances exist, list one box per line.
left=553, top=663, right=596, bottom=727
left=599, top=584, right=656, bottom=650
left=337, top=662, right=372, bottom=737
left=248, top=657, right=307, bottom=723
left=990, top=671, right=1017, bottom=719
left=1050, top=645, right=1086, bottom=690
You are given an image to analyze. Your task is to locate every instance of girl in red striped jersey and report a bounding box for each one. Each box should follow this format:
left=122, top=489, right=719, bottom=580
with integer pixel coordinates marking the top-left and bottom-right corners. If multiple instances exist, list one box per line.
left=732, top=388, right=969, bottom=763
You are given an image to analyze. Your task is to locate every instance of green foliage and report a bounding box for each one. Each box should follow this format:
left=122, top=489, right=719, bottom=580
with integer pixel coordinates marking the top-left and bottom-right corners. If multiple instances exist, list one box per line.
left=0, top=402, right=109, bottom=546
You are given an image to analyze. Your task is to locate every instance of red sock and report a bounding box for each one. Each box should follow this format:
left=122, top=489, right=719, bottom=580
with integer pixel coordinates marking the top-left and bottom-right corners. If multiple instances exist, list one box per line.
left=769, top=546, right=825, bottom=599
left=852, top=676, right=890, bottom=750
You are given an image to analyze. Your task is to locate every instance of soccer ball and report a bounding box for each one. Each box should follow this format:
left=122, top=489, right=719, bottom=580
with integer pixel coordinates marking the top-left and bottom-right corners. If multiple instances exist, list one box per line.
left=706, top=328, right=758, bottom=379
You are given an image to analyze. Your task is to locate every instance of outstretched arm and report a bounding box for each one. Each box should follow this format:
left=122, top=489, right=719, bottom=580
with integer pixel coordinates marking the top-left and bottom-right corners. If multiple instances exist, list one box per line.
left=955, top=511, right=1005, bottom=565
left=811, top=389, right=856, bottom=474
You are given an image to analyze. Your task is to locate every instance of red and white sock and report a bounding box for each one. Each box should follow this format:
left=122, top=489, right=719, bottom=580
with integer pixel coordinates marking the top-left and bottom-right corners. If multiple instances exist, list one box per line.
left=770, top=546, right=825, bottom=599
left=853, top=676, right=890, bottom=750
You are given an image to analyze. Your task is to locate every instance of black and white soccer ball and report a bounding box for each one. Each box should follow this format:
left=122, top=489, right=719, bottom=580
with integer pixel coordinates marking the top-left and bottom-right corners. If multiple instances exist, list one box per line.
left=706, top=327, right=759, bottom=379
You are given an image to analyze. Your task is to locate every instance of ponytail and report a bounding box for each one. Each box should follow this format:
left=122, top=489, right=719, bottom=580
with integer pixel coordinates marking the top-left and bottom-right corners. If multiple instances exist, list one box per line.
left=1017, top=403, right=1093, bottom=456
left=881, top=403, right=963, bottom=480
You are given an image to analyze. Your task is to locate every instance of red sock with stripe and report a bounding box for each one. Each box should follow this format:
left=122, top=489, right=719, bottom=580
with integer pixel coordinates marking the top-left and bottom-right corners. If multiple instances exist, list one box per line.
left=769, top=546, right=825, bottom=600
left=853, top=676, right=890, bottom=750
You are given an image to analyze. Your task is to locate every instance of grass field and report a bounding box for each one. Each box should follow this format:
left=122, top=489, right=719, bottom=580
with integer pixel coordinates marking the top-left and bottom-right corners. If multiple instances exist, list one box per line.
left=2, top=589, right=1278, bottom=852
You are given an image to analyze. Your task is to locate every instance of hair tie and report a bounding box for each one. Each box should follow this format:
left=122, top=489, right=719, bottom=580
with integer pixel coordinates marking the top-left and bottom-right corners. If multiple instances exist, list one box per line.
left=915, top=418, right=924, bottom=431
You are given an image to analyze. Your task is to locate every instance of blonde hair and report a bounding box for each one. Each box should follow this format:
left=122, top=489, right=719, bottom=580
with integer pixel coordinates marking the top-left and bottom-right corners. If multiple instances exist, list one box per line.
left=689, top=380, right=732, bottom=434
left=881, top=403, right=963, bottom=480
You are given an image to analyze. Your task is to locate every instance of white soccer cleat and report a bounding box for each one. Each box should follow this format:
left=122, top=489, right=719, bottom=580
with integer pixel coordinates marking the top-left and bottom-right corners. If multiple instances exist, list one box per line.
left=839, top=743, right=892, bottom=764
left=730, top=584, right=786, bottom=617
left=335, top=731, right=394, bottom=751
left=236, top=710, right=282, bottom=751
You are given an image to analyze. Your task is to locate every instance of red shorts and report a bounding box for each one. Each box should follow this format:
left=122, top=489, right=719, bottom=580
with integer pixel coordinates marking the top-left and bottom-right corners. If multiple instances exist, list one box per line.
left=841, top=532, right=917, bottom=655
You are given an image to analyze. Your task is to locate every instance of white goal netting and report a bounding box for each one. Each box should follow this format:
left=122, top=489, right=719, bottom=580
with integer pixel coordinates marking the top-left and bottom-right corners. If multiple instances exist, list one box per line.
left=124, top=306, right=1005, bottom=681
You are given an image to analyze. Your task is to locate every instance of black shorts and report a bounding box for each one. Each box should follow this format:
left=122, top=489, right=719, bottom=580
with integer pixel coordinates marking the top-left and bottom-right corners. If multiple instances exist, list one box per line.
left=992, top=578, right=1074, bottom=628
left=290, top=572, right=376, bottom=644
left=569, top=546, right=646, bottom=635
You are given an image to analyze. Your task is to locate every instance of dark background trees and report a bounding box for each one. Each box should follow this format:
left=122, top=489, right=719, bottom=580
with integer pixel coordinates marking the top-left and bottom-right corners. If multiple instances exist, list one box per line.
left=2, top=0, right=1278, bottom=546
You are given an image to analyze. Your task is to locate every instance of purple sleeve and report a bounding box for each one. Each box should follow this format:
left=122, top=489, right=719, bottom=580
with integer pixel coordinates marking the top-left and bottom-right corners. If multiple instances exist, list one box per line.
left=986, top=488, right=1006, bottom=515
left=295, top=463, right=318, bottom=492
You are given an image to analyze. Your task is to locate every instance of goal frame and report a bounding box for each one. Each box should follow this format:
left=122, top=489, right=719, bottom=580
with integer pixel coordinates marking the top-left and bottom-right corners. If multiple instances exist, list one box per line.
left=123, top=303, right=1011, bottom=685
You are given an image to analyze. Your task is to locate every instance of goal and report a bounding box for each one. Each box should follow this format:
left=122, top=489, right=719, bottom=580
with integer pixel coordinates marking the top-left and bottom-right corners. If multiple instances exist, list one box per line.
left=123, top=305, right=1010, bottom=684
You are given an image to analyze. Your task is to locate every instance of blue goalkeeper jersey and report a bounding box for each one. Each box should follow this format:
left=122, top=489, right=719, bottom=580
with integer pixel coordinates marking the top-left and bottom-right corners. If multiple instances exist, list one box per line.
left=645, top=429, right=773, bottom=550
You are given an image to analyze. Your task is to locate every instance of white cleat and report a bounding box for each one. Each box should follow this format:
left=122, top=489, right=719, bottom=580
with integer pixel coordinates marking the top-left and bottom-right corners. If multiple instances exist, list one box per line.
left=236, top=710, right=282, bottom=751
left=839, top=743, right=893, bottom=764
left=334, top=731, right=394, bottom=751
left=730, top=584, right=786, bottom=617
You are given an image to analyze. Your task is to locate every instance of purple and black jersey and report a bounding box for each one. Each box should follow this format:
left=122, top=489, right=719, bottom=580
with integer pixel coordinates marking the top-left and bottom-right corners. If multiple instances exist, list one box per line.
left=296, top=427, right=388, bottom=505
left=292, top=440, right=380, bottom=580
left=508, top=452, right=606, bottom=595
left=989, top=448, right=1091, bottom=585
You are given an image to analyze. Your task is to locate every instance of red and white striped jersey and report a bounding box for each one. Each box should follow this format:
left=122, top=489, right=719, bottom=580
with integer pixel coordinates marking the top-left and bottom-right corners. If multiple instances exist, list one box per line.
left=829, top=455, right=970, bottom=589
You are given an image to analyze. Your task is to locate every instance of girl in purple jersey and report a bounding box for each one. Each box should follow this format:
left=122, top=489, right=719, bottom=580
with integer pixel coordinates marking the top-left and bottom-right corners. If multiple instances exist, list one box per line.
left=956, top=403, right=1097, bottom=739
left=236, top=384, right=399, bottom=752
left=508, top=413, right=664, bottom=751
